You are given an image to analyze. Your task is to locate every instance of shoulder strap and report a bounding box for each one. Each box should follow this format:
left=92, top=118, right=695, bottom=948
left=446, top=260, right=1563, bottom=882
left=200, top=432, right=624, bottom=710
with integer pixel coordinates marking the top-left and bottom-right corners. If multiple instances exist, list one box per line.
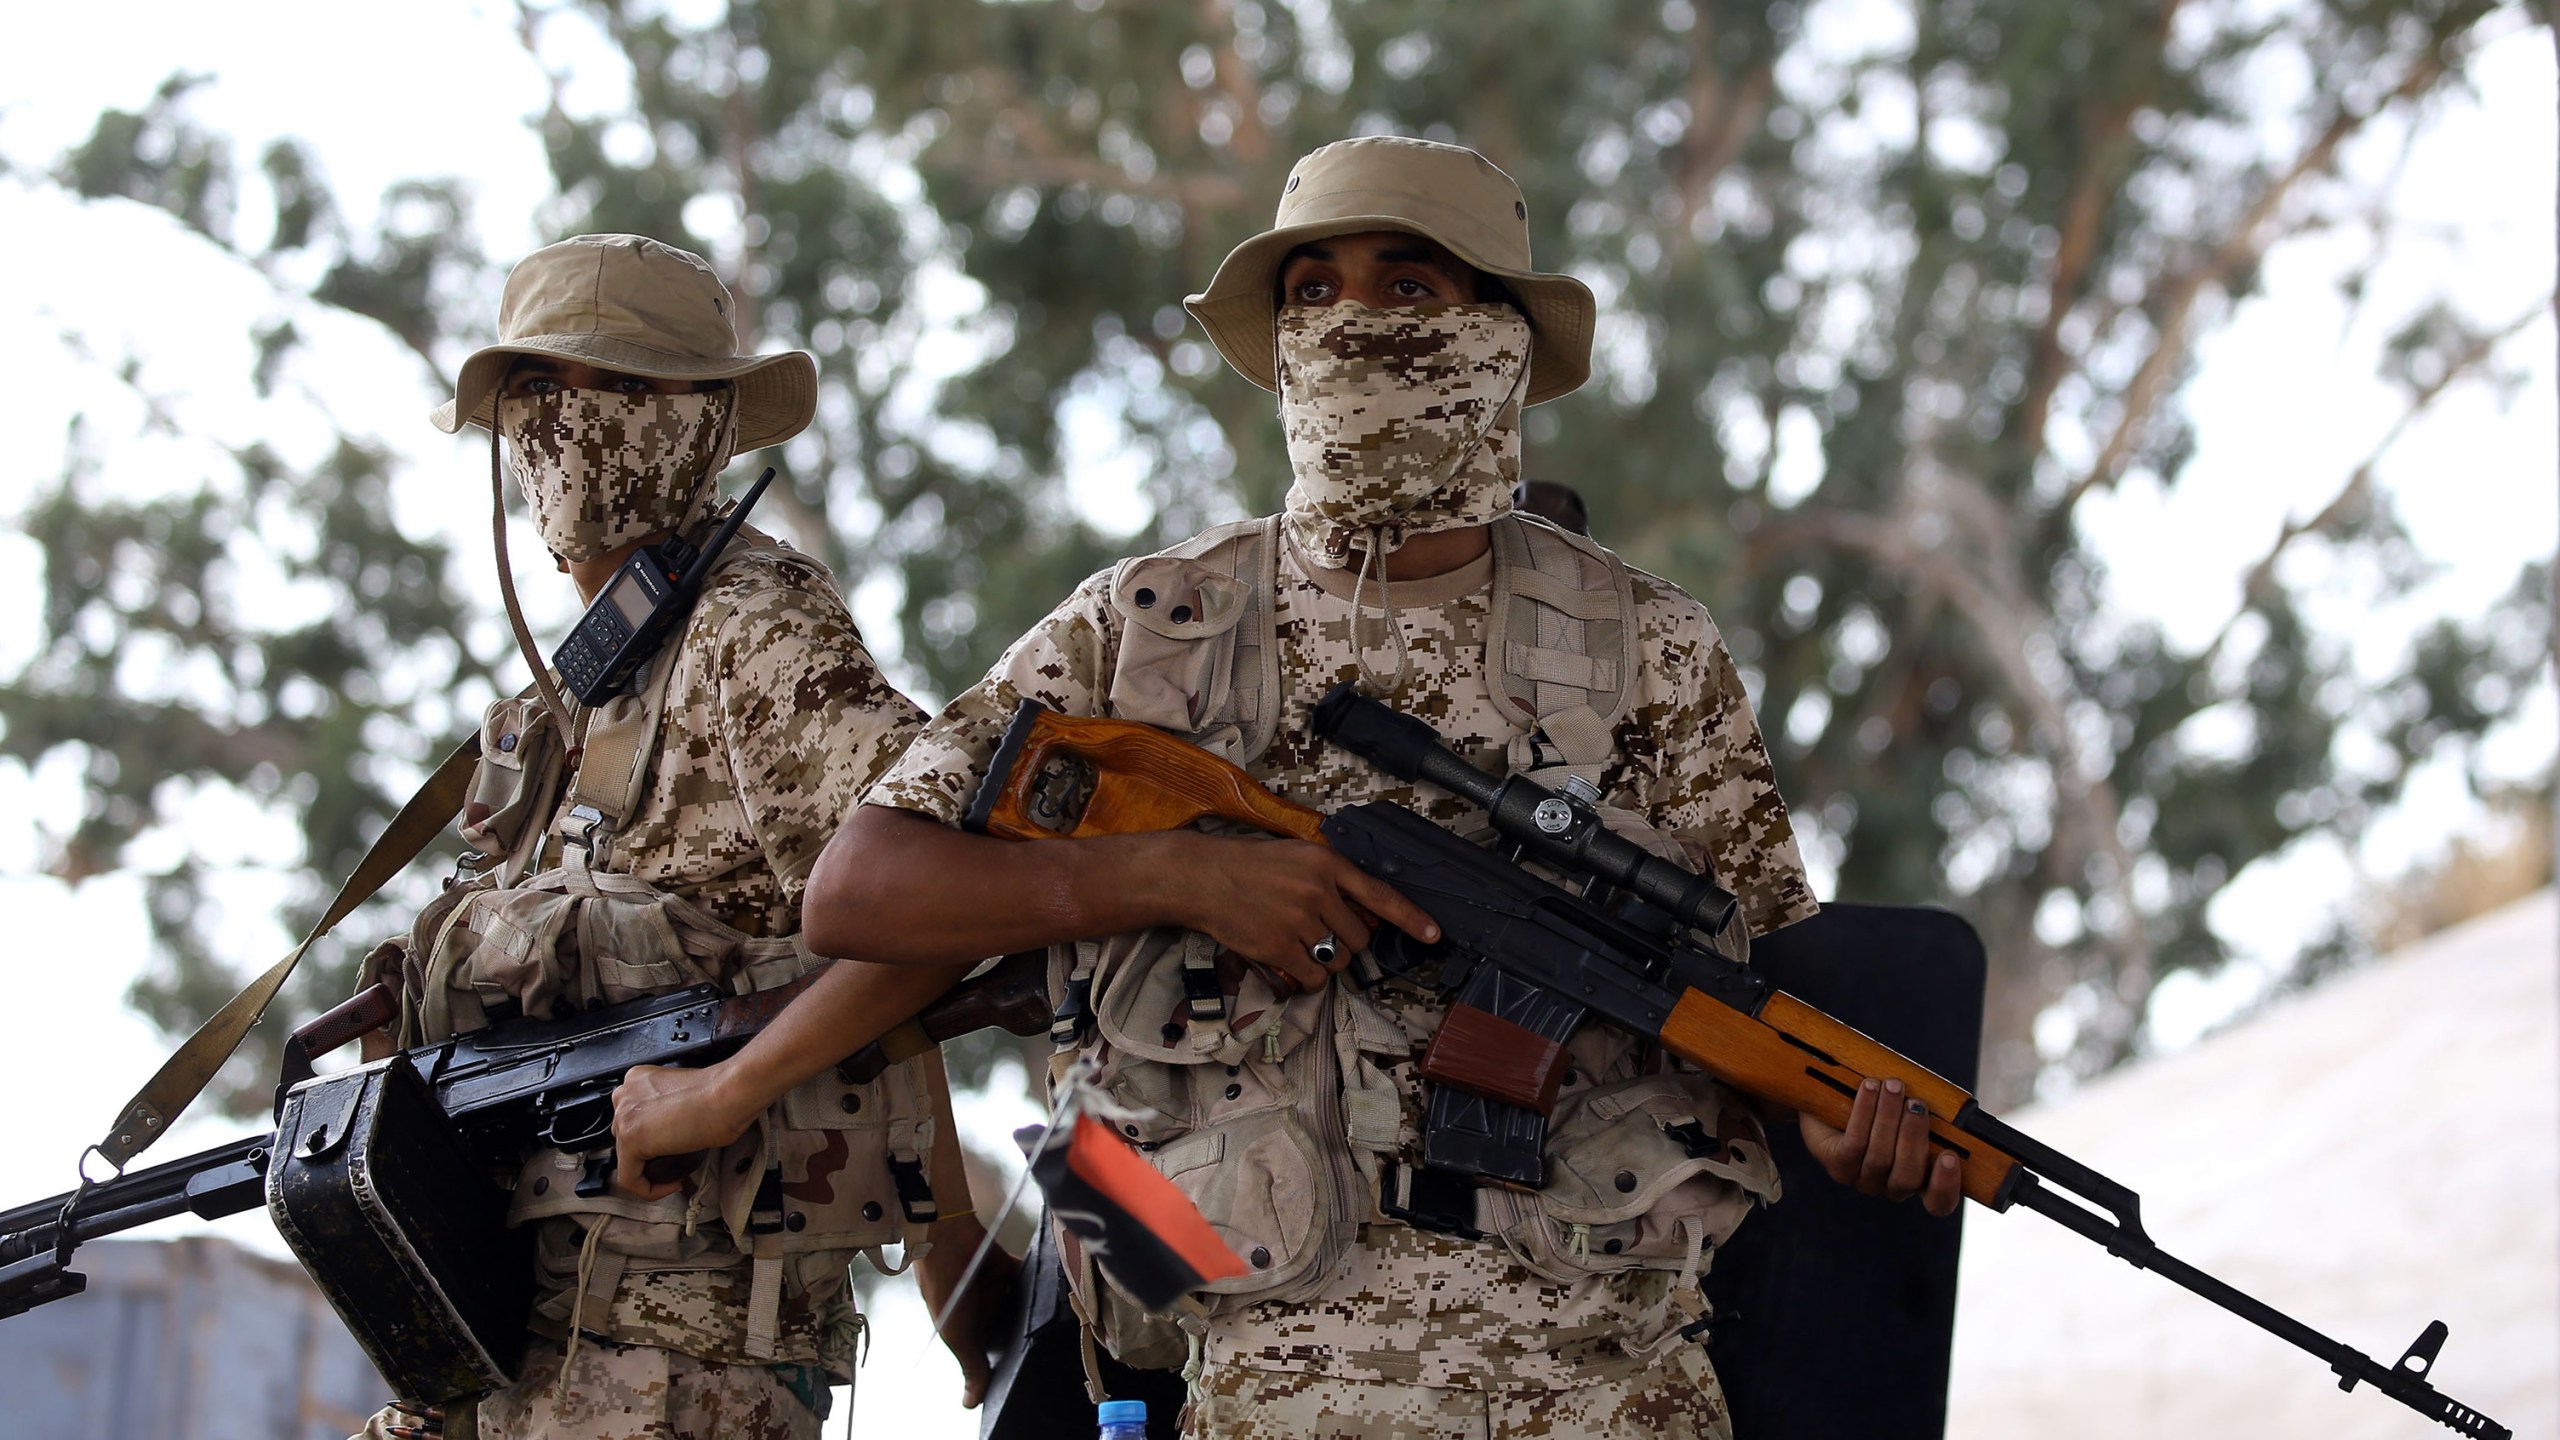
left=1487, top=513, right=1640, bottom=780
left=555, top=529, right=806, bottom=859
left=93, top=733, right=485, bottom=1170
left=1221, top=516, right=1282, bottom=765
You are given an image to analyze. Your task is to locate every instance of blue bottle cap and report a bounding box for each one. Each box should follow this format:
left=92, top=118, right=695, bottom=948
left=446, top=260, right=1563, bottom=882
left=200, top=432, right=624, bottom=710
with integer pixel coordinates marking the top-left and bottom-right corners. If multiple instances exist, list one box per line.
left=1098, top=1399, right=1149, bottom=1423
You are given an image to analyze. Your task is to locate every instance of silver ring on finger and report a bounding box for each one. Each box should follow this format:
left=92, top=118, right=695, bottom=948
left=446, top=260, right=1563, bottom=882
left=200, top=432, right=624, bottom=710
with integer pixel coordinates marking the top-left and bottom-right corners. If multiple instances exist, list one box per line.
left=1309, top=933, right=1340, bottom=966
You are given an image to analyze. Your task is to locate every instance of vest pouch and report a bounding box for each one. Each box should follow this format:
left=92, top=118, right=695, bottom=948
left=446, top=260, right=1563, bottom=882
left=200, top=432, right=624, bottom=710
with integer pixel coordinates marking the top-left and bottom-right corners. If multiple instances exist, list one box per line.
left=414, top=869, right=733, bottom=1041
left=1056, top=1222, right=1200, bottom=1373
left=379, top=870, right=498, bottom=1048
left=1495, top=1072, right=1780, bottom=1286
left=1088, top=927, right=1324, bottom=1068
left=1336, top=990, right=1420, bottom=1166
left=508, top=1148, right=709, bottom=1254
left=1107, top=554, right=1251, bottom=738
left=764, top=1054, right=934, bottom=1256
left=1067, top=944, right=1356, bottom=1318
left=460, top=698, right=561, bottom=861
left=1153, top=1105, right=1335, bottom=1300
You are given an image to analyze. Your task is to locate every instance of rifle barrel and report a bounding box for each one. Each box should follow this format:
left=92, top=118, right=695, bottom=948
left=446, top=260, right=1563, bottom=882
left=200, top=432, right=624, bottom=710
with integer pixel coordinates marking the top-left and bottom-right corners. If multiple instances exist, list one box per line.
left=2006, top=1176, right=2507, bottom=1438
left=0, top=1134, right=272, bottom=1264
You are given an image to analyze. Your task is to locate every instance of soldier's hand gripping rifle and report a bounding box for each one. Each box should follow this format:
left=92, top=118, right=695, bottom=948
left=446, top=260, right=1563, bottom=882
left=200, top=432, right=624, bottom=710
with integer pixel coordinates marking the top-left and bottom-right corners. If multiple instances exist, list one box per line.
left=964, top=685, right=2510, bottom=1440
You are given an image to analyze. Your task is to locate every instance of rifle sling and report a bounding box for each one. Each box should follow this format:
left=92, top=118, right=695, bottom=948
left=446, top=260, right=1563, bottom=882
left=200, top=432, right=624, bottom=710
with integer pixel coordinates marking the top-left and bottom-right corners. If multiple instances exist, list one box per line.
left=92, top=731, right=487, bottom=1171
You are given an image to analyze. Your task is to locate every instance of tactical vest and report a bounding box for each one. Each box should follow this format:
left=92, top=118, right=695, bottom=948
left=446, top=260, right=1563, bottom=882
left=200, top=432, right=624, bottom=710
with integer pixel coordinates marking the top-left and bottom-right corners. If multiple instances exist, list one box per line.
left=1049, top=513, right=1780, bottom=1377
left=376, top=533, right=940, bottom=1368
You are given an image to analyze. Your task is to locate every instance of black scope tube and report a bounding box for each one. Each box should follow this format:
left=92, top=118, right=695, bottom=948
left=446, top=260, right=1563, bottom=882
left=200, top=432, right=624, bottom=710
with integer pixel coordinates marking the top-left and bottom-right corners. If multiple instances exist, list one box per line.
left=1313, top=683, right=1738, bottom=934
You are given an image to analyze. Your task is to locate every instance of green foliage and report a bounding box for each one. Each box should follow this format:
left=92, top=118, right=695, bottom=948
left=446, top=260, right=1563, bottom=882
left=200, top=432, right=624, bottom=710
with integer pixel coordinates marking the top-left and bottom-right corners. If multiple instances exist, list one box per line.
left=517, top=0, right=2550, bottom=1100
left=6, top=90, right=499, bottom=1112
left=6, top=0, right=2546, bottom=1116
left=59, top=75, right=235, bottom=242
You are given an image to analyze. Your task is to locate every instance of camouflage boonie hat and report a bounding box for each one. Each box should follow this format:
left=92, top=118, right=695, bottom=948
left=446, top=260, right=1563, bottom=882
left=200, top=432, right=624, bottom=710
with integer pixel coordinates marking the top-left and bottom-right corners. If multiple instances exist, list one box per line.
left=1184, top=136, right=1596, bottom=406
left=433, top=234, right=818, bottom=452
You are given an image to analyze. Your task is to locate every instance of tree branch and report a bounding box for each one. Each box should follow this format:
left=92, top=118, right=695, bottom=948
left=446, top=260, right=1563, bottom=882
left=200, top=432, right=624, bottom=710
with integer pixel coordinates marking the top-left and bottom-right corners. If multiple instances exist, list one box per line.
left=1203, top=0, right=1269, bottom=165
left=1674, top=9, right=1773, bottom=231
left=1754, top=494, right=2156, bottom=1017
left=2194, top=299, right=2546, bottom=673
left=2015, top=1, right=2180, bottom=457
left=2057, top=48, right=2452, bottom=516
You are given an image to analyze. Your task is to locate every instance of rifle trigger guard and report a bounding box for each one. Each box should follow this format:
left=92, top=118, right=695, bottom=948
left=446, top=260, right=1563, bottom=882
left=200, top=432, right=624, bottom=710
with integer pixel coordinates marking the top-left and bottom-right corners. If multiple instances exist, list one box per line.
left=540, top=1091, right=616, bottom=1152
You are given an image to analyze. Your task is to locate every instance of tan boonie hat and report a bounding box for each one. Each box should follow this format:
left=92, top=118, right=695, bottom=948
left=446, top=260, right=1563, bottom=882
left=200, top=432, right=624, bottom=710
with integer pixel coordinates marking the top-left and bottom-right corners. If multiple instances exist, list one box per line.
left=1184, top=136, right=1595, bottom=406
left=432, top=233, right=817, bottom=452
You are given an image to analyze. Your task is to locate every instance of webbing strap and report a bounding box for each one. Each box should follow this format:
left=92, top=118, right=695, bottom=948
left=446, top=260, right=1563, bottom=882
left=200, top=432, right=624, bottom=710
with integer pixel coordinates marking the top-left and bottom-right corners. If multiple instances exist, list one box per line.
left=1502, top=566, right=1624, bottom=620
left=1504, top=642, right=1620, bottom=691
left=92, top=733, right=484, bottom=1169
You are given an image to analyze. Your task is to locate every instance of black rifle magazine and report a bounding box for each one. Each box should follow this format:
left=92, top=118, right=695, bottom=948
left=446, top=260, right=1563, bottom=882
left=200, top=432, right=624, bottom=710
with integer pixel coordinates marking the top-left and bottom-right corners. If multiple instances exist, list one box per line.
left=268, top=1054, right=533, bottom=1403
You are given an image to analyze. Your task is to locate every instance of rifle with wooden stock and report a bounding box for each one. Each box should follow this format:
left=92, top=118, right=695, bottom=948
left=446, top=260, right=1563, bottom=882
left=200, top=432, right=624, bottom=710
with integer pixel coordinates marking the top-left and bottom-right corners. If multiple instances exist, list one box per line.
left=962, top=683, right=2508, bottom=1440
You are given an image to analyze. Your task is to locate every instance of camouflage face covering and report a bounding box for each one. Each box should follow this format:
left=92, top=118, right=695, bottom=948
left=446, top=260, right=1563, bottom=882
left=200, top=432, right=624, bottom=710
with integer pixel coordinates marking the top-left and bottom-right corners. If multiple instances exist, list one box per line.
left=501, top=386, right=737, bottom=563
left=1277, top=302, right=1530, bottom=569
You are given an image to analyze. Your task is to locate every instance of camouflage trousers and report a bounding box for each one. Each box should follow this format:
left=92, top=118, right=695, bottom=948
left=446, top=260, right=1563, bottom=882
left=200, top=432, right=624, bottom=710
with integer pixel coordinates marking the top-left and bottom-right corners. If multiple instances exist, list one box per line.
left=352, top=1341, right=825, bottom=1440
left=1181, top=1343, right=1733, bottom=1440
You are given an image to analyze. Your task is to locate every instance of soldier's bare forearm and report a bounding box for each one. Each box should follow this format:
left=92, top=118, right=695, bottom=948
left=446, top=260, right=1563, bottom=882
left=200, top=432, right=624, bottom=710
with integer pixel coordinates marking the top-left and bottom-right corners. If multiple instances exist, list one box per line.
left=714, top=960, right=967, bottom=1119
left=805, top=803, right=1206, bottom=964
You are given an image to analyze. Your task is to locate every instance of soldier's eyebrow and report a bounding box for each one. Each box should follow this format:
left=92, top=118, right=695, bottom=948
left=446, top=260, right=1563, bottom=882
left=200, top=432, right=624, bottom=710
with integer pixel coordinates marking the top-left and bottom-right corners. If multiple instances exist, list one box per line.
left=1374, top=243, right=1449, bottom=269
left=1289, top=241, right=1456, bottom=273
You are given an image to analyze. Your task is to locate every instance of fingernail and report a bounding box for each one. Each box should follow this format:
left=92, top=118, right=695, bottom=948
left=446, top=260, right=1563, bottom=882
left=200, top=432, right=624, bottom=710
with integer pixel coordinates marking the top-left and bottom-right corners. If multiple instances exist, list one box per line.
left=1940, top=1154, right=1958, bottom=1168
left=1861, top=1078, right=1879, bottom=1092
left=1906, top=1099, right=1925, bottom=1116
left=1884, top=1078, right=1903, bottom=1096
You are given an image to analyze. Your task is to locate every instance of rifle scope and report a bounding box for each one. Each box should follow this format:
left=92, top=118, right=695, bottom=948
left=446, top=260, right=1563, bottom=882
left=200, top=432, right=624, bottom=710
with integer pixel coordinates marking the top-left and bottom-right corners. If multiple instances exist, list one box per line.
left=1312, top=682, right=1740, bottom=936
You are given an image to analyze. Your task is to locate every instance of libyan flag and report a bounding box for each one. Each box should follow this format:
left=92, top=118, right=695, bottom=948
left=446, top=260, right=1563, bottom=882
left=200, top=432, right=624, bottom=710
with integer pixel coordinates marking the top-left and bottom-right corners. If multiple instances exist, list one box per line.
left=1030, top=1112, right=1249, bottom=1312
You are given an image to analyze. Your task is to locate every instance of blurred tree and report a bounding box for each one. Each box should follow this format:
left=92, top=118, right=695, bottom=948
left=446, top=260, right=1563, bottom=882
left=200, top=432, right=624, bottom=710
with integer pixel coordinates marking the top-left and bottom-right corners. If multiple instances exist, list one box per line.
left=6, top=0, right=2549, bottom=1119
left=4, top=77, right=499, bottom=1111
left=528, top=0, right=2552, bottom=1102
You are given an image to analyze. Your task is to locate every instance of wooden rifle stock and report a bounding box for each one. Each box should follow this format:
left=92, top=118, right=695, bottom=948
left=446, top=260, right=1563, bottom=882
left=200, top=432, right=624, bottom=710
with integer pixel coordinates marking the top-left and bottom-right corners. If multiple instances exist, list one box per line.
left=965, top=703, right=1326, bottom=844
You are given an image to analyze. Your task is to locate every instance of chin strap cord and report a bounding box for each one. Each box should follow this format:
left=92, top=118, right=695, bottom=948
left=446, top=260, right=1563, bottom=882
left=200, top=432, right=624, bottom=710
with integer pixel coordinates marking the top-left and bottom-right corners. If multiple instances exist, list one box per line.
left=491, top=421, right=573, bottom=724
left=1346, top=523, right=1413, bottom=700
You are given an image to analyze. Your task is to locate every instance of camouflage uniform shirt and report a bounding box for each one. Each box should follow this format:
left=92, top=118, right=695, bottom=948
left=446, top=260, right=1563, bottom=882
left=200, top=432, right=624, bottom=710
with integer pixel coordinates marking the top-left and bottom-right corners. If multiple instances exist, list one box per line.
left=876, top=526, right=1815, bottom=1391
left=527, top=543, right=925, bottom=1371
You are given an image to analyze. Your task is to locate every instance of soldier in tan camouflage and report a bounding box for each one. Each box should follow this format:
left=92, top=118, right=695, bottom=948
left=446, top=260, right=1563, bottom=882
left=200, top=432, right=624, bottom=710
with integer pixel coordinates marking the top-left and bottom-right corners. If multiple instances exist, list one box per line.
left=625, top=141, right=1959, bottom=1437
left=350, top=235, right=1010, bottom=1440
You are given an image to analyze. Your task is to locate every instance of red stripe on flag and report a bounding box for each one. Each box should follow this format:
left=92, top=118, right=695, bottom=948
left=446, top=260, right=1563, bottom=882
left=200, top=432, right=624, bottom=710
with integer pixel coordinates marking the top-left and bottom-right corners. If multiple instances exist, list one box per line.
left=1064, top=1114, right=1249, bottom=1286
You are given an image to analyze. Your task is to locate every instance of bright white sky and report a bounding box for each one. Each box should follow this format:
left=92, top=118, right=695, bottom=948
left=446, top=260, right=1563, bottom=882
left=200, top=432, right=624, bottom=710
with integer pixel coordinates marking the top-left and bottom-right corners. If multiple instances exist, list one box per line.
left=0, top=3, right=2549, bottom=1435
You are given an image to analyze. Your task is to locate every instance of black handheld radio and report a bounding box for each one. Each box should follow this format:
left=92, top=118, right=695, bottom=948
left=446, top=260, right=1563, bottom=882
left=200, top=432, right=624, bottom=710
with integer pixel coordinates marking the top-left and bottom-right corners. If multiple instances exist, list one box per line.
left=551, top=466, right=778, bottom=705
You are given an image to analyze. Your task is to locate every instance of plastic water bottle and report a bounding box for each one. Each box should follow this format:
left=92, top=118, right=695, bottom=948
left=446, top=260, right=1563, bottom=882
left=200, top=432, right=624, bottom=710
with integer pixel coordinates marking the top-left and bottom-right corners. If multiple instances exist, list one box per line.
left=1097, top=1398, right=1148, bottom=1439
